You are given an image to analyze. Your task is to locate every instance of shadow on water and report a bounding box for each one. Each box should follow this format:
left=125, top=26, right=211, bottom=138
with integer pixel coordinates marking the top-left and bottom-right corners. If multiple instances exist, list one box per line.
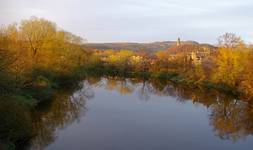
left=11, top=76, right=253, bottom=149
left=24, top=81, right=94, bottom=150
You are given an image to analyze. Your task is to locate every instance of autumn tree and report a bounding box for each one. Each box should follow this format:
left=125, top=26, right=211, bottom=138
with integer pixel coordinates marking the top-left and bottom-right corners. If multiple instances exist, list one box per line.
left=0, top=23, right=19, bottom=50
left=212, top=33, right=249, bottom=87
left=20, top=17, right=57, bottom=57
left=218, top=33, right=243, bottom=48
left=239, top=53, right=253, bottom=99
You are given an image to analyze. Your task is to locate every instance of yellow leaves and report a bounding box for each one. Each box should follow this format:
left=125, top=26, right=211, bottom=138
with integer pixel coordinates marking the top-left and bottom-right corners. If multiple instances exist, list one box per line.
left=0, top=17, right=88, bottom=76
left=155, top=50, right=169, bottom=60
left=103, top=49, right=115, bottom=56
left=6, top=23, right=18, bottom=42
left=20, top=17, right=57, bottom=40
left=56, top=30, right=84, bottom=45
left=130, top=55, right=143, bottom=65
left=214, top=33, right=252, bottom=87
left=107, top=55, right=121, bottom=63
left=18, top=17, right=84, bottom=57
left=35, top=46, right=87, bottom=75
left=240, top=80, right=253, bottom=99
left=212, top=47, right=249, bottom=86
left=117, top=50, right=134, bottom=58
left=237, top=53, right=253, bottom=99
left=19, top=17, right=57, bottom=56
left=9, top=48, right=33, bottom=75
left=101, top=50, right=134, bottom=65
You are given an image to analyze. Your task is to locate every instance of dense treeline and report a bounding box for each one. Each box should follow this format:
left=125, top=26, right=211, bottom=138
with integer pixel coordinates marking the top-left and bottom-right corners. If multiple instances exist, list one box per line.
left=0, top=17, right=90, bottom=99
left=2, top=17, right=252, bottom=103
left=90, top=34, right=253, bottom=100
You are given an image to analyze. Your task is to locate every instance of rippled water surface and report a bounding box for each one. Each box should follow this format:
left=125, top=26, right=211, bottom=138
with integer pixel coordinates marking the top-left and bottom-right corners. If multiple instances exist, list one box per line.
left=28, top=77, right=253, bottom=150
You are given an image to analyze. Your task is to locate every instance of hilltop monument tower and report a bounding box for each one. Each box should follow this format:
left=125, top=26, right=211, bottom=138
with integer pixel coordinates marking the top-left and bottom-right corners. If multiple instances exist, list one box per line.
left=177, top=37, right=181, bottom=46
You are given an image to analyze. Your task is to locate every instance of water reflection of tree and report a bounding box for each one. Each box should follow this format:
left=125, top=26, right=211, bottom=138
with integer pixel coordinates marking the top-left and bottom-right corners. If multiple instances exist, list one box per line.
left=100, top=77, right=253, bottom=142
left=137, top=80, right=152, bottom=101
left=29, top=77, right=253, bottom=148
left=103, top=77, right=134, bottom=95
left=150, top=80, right=253, bottom=142
left=29, top=81, right=94, bottom=150
left=210, top=98, right=253, bottom=142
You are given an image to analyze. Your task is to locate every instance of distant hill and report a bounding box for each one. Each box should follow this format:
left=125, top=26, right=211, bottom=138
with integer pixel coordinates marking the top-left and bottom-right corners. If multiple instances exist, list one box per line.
left=168, top=43, right=217, bottom=54
left=84, top=41, right=204, bottom=53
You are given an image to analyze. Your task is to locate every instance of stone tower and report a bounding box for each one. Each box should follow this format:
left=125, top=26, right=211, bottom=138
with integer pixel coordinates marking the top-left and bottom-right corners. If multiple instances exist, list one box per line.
left=177, top=37, right=181, bottom=46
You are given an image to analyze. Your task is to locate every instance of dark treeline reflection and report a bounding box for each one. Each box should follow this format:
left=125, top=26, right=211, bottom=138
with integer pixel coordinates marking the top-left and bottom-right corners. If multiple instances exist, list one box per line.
left=27, top=81, right=94, bottom=150
left=27, top=77, right=253, bottom=149
left=85, top=76, right=253, bottom=142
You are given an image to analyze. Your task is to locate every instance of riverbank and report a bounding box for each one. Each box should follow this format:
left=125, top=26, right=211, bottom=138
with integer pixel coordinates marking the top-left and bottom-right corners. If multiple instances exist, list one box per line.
left=84, top=68, right=241, bottom=98
left=0, top=67, right=87, bottom=149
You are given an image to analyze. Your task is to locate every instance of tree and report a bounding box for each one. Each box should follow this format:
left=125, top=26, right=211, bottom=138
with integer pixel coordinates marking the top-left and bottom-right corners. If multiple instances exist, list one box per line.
left=0, top=24, right=19, bottom=50
left=212, top=47, right=248, bottom=86
left=239, top=53, right=253, bottom=99
left=218, top=33, right=243, bottom=49
left=20, top=17, right=56, bottom=57
left=212, top=33, right=249, bottom=86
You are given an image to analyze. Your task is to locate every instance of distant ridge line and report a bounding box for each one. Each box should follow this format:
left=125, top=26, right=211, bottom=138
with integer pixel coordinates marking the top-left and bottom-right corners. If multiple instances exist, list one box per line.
left=84, top=41, right=214, bottom=52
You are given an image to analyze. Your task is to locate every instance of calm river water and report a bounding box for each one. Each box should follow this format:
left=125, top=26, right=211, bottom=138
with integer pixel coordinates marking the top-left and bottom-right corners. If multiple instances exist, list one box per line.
left=27, top=77, right=253, bottom=150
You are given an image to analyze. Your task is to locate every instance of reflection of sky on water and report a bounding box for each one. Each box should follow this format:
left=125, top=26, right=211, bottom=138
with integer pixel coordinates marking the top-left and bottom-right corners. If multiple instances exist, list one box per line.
left=28, top=77, right=253, bottom=150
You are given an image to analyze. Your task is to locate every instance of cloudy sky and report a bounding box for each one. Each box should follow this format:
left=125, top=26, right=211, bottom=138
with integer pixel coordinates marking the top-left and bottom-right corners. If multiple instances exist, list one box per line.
left=1, top=0, right=252, bottom=43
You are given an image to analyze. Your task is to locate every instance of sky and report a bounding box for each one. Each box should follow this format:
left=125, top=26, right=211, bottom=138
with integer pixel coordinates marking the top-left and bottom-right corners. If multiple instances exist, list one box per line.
left=0, top=0, right=253, bottom=44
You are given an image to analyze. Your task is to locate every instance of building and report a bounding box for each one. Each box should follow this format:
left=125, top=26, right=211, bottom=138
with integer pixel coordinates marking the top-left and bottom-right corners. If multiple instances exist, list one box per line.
left=177, top=38, right=181, bottom=46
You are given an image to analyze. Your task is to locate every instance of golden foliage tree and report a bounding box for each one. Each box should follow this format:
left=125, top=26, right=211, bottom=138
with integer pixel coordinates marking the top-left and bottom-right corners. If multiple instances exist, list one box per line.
left=213, top=33, right=249, bottom=87
left=20, top=16, right=57, bottom=57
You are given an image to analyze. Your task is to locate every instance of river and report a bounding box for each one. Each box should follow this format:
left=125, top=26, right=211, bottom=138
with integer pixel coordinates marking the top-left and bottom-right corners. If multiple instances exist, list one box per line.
left=26, top=77, right=253, bottom=150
